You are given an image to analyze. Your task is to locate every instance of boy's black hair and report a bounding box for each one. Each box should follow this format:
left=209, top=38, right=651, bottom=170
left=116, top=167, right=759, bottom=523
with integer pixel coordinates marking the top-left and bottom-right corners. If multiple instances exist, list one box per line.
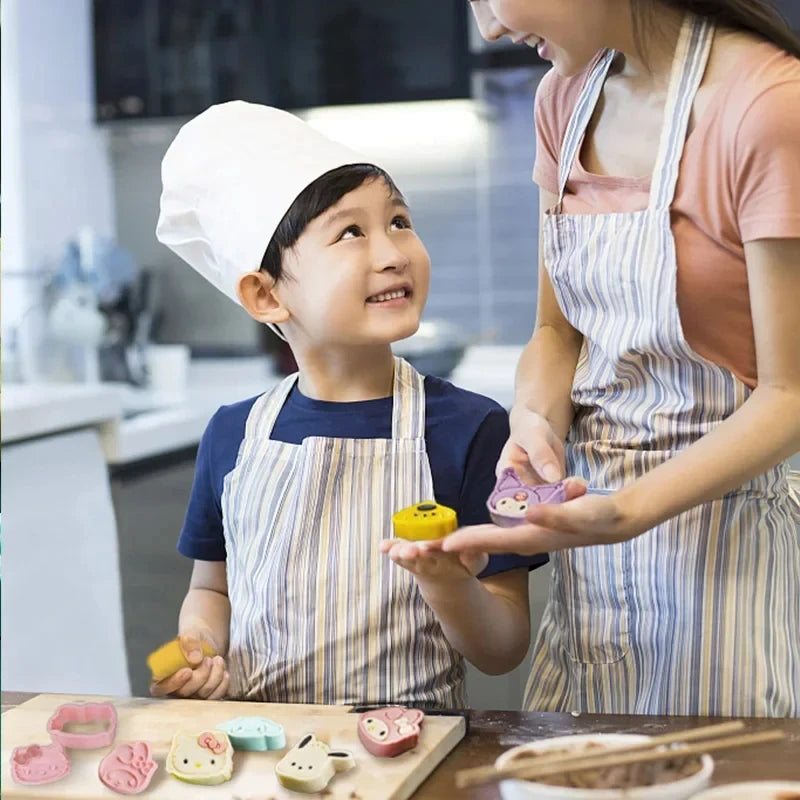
left=260, top=164, right=404, bottom=281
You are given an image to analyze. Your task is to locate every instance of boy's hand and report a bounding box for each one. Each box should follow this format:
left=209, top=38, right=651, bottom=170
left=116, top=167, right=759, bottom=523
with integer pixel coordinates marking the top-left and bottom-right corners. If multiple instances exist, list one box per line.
left=149, top=633, right=229, bottom=700
left=380, top=538, right=489, bottom=583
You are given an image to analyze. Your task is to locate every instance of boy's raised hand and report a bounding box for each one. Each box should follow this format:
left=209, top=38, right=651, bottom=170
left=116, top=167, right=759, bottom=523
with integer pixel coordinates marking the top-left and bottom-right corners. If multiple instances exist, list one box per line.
left=149, top=632, right=229, bottom=700
left=380, top=538, right=489, bottom=583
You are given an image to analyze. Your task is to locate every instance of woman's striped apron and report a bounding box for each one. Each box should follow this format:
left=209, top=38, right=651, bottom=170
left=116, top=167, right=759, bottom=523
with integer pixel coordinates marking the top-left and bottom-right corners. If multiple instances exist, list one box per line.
left=222, top=356, right=466, bottom=708
left=525, top=15, right=800, bottom=717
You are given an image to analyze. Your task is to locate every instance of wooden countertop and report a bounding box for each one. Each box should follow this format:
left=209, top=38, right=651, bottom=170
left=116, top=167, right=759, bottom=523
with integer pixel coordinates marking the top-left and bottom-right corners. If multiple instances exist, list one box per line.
left=3, top=692, right=798, bottom=797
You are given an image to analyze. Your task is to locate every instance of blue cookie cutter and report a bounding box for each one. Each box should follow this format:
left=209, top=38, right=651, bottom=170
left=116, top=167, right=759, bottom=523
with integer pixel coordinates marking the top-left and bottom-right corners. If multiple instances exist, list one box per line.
left=216, top=717, right=286, bottom=751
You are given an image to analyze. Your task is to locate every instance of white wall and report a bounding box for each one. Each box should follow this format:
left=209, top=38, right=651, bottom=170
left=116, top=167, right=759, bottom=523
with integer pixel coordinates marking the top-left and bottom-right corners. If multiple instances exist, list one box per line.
left=1, top=0, right=116, bottom=358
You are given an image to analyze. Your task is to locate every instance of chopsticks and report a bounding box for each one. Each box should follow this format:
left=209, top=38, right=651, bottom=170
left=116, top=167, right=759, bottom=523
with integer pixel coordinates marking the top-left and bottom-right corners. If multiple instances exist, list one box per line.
left=455, top=721, right=785, bottom=789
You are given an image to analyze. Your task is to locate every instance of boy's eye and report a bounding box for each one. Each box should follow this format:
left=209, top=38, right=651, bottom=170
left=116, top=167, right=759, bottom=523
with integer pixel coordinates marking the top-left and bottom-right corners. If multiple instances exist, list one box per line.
left=338, top=224, right=363, bottom=240
left=391, top=215, right=412, bottom=230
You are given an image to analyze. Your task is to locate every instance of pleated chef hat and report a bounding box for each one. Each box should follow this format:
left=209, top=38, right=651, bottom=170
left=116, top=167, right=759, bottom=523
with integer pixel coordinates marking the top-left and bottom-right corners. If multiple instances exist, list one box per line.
left=156, top=101, right=368, bottom=305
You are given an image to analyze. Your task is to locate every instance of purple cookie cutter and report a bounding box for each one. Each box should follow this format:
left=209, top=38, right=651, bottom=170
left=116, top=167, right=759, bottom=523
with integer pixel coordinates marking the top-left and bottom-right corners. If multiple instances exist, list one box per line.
left=487, top=468, right=567, bottom=527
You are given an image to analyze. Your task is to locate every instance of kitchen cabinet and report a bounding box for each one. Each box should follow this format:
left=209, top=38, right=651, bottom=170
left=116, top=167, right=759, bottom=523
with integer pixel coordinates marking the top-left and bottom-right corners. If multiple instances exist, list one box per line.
left=2, top=429, right=131, bottom=696
left=93, top=0, right=470, bottom=121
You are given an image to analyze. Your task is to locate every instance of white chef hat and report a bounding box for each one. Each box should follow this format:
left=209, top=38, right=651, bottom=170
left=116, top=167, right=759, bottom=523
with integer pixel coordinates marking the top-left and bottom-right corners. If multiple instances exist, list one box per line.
left=156, top=101, right=369, bottom=306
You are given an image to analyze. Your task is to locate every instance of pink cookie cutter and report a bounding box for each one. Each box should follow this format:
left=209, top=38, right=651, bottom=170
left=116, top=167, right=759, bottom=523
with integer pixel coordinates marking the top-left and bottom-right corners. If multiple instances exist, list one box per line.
left=11, top=742, right=71, bottom=785
left=487, top=468, right=567, bottom=527
left=99, top=741, right=158, bottom=795
left=47, top=702, right=118, bottom=749
left=358, top=707, right=424, bottom=758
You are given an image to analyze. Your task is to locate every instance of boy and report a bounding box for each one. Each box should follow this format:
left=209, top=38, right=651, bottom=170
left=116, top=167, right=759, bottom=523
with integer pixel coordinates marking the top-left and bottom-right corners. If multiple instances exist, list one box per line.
left=152, top=102, right=546, bottom=707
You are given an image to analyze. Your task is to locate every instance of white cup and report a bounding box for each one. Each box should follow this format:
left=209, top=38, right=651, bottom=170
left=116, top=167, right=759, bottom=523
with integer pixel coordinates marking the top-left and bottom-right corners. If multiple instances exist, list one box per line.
left=146, top=344, right=190, bottom=396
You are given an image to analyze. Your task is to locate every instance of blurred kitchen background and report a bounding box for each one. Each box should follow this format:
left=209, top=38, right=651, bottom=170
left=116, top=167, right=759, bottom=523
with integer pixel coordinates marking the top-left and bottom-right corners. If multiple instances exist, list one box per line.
left=3, top=0, right=799, bottom=707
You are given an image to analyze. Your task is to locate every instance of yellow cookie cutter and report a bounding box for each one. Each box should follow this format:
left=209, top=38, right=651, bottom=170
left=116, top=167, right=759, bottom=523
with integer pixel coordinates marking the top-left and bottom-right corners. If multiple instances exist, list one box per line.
left=392, top=501, right=458, bottom=541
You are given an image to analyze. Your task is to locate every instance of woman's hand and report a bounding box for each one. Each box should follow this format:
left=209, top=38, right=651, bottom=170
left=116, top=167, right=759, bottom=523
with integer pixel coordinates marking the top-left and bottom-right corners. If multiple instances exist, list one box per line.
left=380, top=539, right=489, bottom=584
left=440, top=479, right=651, bottom=556
left=500, top=405, right=566, bottom=485
left=149, top=632, right=229, bottom=700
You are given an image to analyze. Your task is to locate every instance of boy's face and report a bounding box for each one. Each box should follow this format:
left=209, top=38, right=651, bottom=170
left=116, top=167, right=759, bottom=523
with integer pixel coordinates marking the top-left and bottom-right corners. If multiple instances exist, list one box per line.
left=277, top=178, right=430, bottom=348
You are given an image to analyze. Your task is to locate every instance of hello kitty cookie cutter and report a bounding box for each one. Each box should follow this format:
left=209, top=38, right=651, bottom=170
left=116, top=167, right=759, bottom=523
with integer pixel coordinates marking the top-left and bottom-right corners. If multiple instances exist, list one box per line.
left=166, top=730, right=233, bottom=785
left=10, top=743, right=71, bottom=785
left=487, top=468, right=567, bottom=527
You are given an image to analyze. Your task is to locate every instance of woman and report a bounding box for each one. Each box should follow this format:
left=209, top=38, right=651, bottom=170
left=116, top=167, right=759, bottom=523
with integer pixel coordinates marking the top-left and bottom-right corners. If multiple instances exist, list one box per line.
left=443, top=0, right=800, bottom=716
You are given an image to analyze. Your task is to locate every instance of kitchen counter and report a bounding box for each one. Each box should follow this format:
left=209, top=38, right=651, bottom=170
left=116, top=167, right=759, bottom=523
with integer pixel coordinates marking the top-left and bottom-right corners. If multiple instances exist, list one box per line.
left=3, top=692, right=799, bottom=797
left=1, top=382, right=122, bottom=444
left=101, top=345, right=523, bottom=465
left=1, top=346, right=522, bottom=464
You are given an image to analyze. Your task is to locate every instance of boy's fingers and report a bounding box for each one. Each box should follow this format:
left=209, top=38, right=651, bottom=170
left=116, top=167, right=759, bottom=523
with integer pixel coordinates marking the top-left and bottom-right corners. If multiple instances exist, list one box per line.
left=149, top=667, right=192, bottom=697
left=207, top=672, right=230, bottom=701
left=178, top=633, right=206, bottom=666
left=196, top=657, right=227, bottom=699
left=175, top=658, right=213, bottom=698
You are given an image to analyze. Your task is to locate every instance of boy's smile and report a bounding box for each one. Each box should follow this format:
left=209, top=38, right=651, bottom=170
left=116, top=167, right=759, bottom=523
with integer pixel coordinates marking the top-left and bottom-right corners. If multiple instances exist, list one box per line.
left=366, top=282, right=412, bottom=308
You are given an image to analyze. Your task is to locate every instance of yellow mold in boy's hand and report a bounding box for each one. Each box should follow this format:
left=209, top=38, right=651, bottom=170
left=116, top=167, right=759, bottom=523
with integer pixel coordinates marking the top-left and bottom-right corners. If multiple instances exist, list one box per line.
left=392, top=502, right=458, bottom=541
left=147, top=638, right=216, bottom=682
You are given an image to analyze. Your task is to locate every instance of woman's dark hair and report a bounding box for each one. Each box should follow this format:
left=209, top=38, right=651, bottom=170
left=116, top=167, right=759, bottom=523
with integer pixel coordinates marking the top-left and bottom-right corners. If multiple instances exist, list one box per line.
left=260, top=164, right=402, bottom=281
left=634, top=0, right=800, bottom=60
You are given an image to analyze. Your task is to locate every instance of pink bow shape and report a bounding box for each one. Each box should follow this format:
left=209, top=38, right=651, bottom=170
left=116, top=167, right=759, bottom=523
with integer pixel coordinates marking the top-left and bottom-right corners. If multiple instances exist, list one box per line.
left=197, top=733, right=226, bottom=754
left=13, top=746, right=42, bottom=765
left=115, top=743, right=150, bottom=770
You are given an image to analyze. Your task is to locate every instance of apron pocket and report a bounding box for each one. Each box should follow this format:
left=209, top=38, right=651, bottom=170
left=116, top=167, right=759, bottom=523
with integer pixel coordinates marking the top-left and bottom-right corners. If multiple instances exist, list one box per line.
left=556, top=545, right=632, bottom=665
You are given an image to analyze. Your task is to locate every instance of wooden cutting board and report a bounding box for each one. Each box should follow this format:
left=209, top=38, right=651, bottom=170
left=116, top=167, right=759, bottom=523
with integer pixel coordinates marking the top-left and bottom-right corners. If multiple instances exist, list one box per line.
left=2, top=694, right=465, bottom=800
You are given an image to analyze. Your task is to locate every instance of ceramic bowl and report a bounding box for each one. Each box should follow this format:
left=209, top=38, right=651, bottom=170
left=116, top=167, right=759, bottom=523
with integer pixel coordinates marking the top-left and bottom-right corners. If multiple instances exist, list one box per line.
left=496, top=734, right=714, bottom=800
left=690, top=782, right=800, bottom=799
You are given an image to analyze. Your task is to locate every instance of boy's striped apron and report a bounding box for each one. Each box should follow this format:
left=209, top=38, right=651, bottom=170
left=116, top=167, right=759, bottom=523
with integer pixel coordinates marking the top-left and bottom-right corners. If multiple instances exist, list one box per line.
left=223, top=356, right=466, bottom=707
left=525, top=15, right=800, bottom=716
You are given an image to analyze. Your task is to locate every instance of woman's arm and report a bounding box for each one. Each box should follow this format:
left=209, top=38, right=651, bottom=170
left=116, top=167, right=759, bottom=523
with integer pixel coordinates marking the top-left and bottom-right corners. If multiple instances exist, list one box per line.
left=443, top=237, right=800, bottom=555
left=612, top=236, right=800, bottom=531
left=505, top=187, right=584, bottom=484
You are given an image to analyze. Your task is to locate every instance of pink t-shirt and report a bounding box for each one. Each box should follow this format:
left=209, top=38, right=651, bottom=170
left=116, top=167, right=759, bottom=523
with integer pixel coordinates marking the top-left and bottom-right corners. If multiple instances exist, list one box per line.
left=534, top=41, right=800, bottom=389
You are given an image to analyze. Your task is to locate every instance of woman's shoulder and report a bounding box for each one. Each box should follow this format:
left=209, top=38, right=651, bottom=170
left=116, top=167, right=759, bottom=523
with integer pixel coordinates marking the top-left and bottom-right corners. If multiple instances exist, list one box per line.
left=712, top=36, right=800, bottom=130
left=698, top=37, right=799, bottom=189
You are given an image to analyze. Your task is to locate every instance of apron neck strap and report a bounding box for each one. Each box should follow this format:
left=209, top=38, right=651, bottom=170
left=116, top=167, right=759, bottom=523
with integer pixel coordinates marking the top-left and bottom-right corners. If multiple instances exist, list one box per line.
left=649, top=14, right=714, bottom=211
left=557, top=49, right=616, bottom=201
left=391, top=356, right=426, bottom=440
left=556, top=14, right=714, bottom=212
left=257, top=356, right=425, bottom=440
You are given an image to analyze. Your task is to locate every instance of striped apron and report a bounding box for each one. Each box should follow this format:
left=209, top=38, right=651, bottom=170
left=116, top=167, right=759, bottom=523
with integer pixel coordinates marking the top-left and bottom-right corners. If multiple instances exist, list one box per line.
left=525, top=15, right=800, bottom=717
left=222, top=356, right=466, bottom=708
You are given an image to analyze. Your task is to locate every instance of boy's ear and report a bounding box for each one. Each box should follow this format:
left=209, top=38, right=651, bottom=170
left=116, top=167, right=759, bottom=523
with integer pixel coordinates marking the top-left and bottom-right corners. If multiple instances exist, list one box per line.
left=237, top=271, right=290, bottom=325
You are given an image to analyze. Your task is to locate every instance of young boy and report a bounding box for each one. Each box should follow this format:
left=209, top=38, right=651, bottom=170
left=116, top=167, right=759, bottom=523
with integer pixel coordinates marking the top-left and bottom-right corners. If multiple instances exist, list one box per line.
left=152, top=101, right=546, bottom=707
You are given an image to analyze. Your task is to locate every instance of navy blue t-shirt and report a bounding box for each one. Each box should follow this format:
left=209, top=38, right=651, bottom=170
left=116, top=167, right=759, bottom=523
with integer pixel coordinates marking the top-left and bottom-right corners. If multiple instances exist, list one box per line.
left=179, top=375, right=548, bottom=578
